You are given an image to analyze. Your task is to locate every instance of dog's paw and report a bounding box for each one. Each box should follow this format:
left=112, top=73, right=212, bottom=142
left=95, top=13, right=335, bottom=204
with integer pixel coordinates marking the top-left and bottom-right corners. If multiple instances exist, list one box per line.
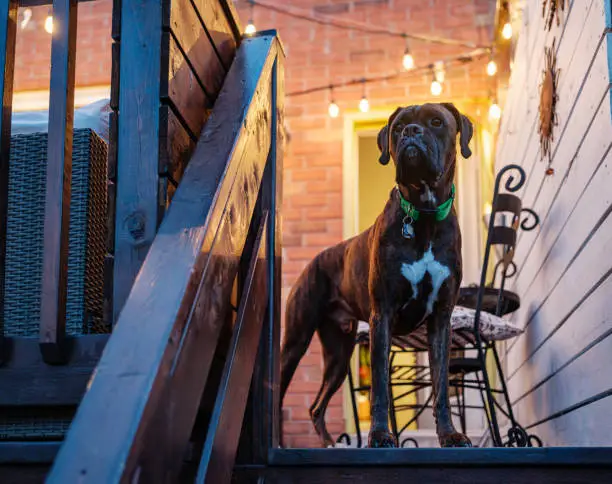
left=368, top=430, right=397, bottom=448
left=439, top=432, right=472, bottom=448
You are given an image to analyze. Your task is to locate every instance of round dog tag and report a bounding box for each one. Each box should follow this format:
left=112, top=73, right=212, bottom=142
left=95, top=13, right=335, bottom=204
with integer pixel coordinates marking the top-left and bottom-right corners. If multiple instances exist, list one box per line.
left=402, top=216, right=414, bottom=239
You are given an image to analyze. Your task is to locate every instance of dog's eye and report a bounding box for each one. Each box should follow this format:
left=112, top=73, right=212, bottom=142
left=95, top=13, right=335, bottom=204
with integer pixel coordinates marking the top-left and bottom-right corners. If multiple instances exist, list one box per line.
left=430, top=117, right=443, bottom=128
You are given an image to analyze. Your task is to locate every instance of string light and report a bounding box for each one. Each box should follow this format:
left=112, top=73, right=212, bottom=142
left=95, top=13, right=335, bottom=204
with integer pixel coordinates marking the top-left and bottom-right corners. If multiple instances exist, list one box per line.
left=433, top=61, right=445, bottom=83
left=245, top=0, right=256, bottom=35
left=430, top=69, right=442, bottom=97
left=20, top=8, right=32, bottom=30
left=328, top=87, right=339, bottom=118
left=502, top=22, right=512, bottom=39
left=402, top=36, right=415, bottom=70
left=486, top=50, right=497, bottom=76
left=489, top=96, right=502, bottom=121
left=249, top=0, right=484, bottom=49
left=44, top=15, right=54, bottom=34
left=359, top=80, right=369, bottom=113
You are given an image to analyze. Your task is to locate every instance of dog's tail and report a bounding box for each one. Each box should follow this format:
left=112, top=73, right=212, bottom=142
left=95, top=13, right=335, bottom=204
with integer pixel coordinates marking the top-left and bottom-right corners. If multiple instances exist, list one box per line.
left=279, top=255, right=331, bottom=406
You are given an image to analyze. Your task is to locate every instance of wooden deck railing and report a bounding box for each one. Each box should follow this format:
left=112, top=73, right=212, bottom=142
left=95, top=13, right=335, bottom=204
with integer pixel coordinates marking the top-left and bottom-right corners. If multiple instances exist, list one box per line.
left=46, top=31, right=284, bottom=483
left=0, top=0, right=241, bottom=408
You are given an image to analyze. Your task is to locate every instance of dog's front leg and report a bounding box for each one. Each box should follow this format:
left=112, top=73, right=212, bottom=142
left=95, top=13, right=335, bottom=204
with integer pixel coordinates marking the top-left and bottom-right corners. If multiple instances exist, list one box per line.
left=368, top=313, right=397, bottom=448
left=427, top=310, right=472, bottom=447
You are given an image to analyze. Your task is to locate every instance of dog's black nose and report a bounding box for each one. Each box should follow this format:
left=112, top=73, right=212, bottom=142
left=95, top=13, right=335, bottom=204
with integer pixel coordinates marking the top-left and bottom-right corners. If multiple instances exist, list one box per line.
left=404, top=123, right=424, bottom=137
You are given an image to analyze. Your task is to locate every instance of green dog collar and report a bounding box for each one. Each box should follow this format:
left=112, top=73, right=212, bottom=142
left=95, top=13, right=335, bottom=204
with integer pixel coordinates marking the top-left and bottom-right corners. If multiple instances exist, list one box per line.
left=397, top=184, right=456, bottom=222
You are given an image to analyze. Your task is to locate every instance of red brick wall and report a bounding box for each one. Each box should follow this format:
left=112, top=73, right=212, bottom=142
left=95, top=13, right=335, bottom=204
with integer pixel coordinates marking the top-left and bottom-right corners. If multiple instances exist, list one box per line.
left=13, top=0, right=496, bottom=449
left=236, top=0, right=495, bottom=448
left=14, top=0, right=111, bottom=92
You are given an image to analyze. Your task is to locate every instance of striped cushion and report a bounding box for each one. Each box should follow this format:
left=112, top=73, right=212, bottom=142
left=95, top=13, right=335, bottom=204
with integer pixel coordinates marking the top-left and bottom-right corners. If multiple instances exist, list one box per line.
left=356, top=305, right=523, bottom=351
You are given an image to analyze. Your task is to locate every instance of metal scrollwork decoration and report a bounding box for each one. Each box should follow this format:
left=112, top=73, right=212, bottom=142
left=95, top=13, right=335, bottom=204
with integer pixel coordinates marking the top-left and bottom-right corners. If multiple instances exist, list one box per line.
left=520, top=207, right=540, bottom=231
left=495, top=164, right=526, bottom=194
left=542, top=0, right=566, bottom=31
left=505, top=425, right=543, bottom=448
left=539, top=39, right=559, bottom=167
left=335, top=433, right=352, bottom=447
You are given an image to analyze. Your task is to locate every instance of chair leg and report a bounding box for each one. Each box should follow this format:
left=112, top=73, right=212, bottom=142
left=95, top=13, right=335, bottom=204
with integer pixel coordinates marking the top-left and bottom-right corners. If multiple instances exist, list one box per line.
left=388, top=351, right=400, bottom=442
left=476, top=344, right=503, bottom=446
left=346, top=361, right=362, bottom=448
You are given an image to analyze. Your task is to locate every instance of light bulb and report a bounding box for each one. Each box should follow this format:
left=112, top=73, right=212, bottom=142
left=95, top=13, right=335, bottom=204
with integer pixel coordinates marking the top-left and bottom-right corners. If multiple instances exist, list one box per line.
left=502, top=22, right=512, bottom=40
left=487, top=59, right=497, bottom=76
left=402, top=50, right=414, bottom=70
left=359, top=96, right=369, bottom=113
left=430, top=80, right=442, bottom=97
left=44, top=15, right=53, bottom=34
left=489, top=102, right=502, bottom=120
left=245, top=21, right=256, bottom=35
left=20, top=8, right=32, bottom=30
left=328, top=101, right=339, bottom=118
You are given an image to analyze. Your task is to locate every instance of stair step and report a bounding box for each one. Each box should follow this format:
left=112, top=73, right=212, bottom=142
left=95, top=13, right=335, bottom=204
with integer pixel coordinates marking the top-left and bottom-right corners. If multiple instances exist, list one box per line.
left=233, top=448, right=612, bottom=483
left=0, top=441, right=60, bottom=483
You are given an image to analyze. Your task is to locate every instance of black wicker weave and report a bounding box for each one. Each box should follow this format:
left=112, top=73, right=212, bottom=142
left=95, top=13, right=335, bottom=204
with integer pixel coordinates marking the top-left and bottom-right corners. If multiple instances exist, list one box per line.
left=4, top=129, right=108, bottom=337
left=1, top=129, right=108, bottom=441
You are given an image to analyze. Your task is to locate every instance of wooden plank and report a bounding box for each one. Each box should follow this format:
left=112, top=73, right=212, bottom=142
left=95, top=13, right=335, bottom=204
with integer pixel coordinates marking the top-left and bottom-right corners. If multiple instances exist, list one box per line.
left=526, top=393, right=612, bottom=447
left=39, top=0, right=78, bottom=364
left=0, top=0, right=17, bottom=363
left=267, top=50, right=285, bottom=453
left=197, top=215, right=268, bottom=484
left=247, top=466, right=612, bottom=484
left=513, top=328, right=612, bottom=435
left=508, top=246, right=612, bottom=407
left=217, top=0, right=243, bottom=49
left=191, top=0, right=238, bottom=70
left=497, top=0, right=591, bottom=178
left=0, top=467, right=50, bottom=484
left=167, top=0, right=226, bottom=98
left=158, top=104, right=195, bottom=199
left=113, top=0, right=163, bottom=322
left=519, top=0, right=606, bottom=212
left=505, top=93, right=612, bottom=365
left=109, top=41, right=120, bottom=111
left=161, top=31, right=210, bottom=139
left=0, top=335, right=107, bottom=406
left=268, top=447, right=612, bottom=467
left=506, top=190, right=612, bottom=379
left=0, top=442, right=61, bottom=464
left=47, top=34, right=280, bottom=484
left=111, top=0, right=121, bottom=41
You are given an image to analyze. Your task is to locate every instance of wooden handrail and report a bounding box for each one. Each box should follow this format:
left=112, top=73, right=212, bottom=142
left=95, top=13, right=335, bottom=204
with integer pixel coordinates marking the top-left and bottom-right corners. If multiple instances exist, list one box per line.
left=47, top=32, right=284, bottom=483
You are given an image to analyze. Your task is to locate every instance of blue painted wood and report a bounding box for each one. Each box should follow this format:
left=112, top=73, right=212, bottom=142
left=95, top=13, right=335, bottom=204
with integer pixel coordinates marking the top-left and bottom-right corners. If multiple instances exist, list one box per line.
left=39, top=0, right=78, bottom=364
left=197, top=214, right=269, bottom=484
left=47, top=34, right=281, bottom=483
left=268, top=447, right=612, bottom=467
left=0, top=0, right=17, bottom=363
left=112, top=0, right=163, bottom=322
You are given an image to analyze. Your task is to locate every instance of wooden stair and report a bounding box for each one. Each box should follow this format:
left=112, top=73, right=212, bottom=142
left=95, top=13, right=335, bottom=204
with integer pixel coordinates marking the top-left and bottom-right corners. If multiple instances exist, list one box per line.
left=235, top=448, right=612, bottom=483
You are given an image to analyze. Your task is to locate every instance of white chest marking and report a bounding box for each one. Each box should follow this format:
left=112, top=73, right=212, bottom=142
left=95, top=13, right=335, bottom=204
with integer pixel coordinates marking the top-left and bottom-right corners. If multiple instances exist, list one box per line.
left=419, top=181, right=437, bottom=205
left=400, top=245, right=451, bottom=315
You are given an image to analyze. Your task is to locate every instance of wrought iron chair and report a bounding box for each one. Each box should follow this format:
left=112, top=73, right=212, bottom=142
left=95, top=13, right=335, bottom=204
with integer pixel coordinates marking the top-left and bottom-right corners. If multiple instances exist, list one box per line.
left=339, top=164, right=543, bottom=448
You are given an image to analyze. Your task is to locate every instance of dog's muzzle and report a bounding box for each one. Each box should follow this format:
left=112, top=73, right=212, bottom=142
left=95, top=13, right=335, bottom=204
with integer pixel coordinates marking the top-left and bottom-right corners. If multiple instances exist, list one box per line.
left=396, top=136, right=441, bottom=182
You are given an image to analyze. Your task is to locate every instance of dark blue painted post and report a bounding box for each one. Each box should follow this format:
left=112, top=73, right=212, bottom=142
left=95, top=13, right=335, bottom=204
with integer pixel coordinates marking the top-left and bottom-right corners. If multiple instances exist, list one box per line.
left=39, top=0, right=78, bottom=364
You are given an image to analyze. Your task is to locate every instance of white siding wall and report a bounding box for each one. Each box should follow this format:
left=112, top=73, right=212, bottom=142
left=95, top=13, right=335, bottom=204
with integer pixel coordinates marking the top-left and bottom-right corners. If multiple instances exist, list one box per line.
left=495, top=0, right=612, bottom=446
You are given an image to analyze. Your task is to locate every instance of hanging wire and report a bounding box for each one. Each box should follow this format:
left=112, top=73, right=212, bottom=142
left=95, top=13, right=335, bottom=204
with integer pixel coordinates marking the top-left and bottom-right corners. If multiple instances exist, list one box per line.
left=248, top=0, right=486, bottom=48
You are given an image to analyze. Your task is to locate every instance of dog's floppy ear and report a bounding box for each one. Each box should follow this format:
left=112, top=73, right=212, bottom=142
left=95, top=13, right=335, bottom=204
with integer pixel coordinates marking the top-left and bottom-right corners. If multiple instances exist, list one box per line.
left=377, top=107, right=402, bottom=165
left=442, top=102, right=474, bottom=159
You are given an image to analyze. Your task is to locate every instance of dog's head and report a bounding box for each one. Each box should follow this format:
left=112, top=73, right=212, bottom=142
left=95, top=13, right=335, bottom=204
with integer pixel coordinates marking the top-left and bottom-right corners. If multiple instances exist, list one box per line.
left=377, top=103, right=473, bottom=189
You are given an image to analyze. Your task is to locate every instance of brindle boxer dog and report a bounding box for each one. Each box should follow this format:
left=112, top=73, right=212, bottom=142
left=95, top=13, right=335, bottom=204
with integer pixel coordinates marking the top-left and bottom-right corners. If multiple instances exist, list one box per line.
left=280, top=103, right=474, bottom=449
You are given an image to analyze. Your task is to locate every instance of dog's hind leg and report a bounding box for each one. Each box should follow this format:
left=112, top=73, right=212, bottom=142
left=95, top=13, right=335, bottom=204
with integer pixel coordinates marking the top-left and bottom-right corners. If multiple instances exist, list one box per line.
left=310, top=320, right=357, bottom=448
